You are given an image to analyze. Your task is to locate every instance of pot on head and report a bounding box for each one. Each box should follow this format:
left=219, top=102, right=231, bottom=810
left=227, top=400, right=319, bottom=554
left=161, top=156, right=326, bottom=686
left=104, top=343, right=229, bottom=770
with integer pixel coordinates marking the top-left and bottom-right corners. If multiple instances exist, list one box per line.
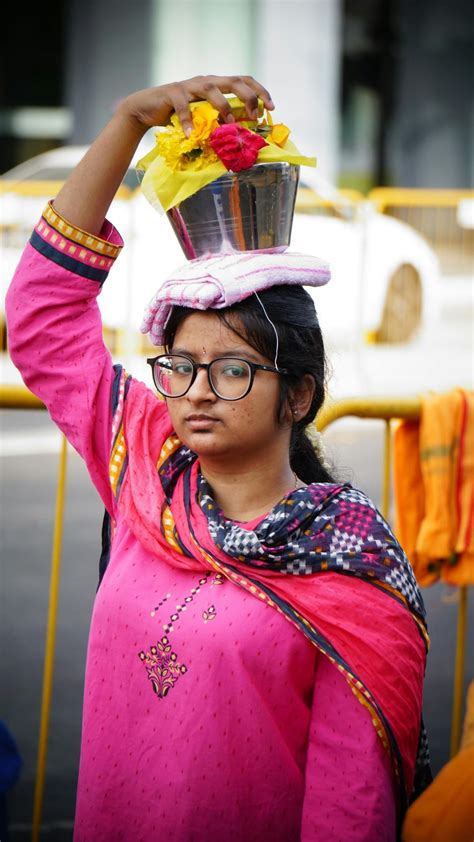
left=166, top=162, right=300, bottom=259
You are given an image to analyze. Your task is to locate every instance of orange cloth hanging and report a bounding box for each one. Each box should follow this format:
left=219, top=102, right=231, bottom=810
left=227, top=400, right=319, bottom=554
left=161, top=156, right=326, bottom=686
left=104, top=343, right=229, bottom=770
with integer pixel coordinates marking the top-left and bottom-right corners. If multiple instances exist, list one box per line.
left=394, top=388, right=474, bottom=586
left=402, top=681, right=474, bottom=842
left=448, top=390, right=474, bottom=586
left=401, top=745, right=474, bottom=842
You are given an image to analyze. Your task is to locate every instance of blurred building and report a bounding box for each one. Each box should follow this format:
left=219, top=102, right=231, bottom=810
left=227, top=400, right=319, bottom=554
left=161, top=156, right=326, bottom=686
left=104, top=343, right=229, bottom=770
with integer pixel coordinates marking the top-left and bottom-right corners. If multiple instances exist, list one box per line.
left=1, top=0, right=473, bottom=188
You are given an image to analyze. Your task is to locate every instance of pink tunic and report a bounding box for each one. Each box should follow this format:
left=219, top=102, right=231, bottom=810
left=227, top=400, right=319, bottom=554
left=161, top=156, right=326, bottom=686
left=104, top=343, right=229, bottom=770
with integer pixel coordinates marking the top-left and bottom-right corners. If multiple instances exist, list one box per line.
left=6, top=208, right=397, bottom=841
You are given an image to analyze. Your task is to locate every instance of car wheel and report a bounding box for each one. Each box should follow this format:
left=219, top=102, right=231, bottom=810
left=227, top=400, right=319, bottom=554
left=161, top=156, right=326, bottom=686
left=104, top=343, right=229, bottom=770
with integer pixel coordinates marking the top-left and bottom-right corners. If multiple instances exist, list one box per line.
left=375, top=264, right=422, bottom=343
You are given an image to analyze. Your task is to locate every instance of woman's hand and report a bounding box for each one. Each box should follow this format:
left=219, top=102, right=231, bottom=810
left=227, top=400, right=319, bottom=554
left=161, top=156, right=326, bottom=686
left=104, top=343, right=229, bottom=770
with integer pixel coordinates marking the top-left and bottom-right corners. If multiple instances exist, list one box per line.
left=120, top=75, right=274, bottom=137
left=54, top=74, right=273, bottom=235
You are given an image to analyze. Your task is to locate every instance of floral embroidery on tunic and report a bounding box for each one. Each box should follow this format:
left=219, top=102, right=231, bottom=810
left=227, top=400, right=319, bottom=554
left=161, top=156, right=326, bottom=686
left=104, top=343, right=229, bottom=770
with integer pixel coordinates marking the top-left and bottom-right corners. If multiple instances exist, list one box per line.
left=139, top=571, right=225, bottom=697
left=138, top=636, right=187, bottom=698
left=202, top=605, right=216, bottom=623
left=149, top=572, right=224, bottom=631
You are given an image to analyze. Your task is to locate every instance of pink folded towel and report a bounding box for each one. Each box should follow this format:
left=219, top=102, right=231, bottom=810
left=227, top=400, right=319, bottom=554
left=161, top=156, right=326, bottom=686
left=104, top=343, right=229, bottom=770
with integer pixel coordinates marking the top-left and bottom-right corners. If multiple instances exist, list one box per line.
left=141, top=250, right=331, bottom=345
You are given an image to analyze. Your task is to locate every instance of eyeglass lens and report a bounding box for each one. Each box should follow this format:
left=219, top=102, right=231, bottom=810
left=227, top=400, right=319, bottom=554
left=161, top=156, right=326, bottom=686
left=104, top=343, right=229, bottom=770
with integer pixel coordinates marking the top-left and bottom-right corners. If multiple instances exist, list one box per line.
left=154, top=355, right=252, bottom=400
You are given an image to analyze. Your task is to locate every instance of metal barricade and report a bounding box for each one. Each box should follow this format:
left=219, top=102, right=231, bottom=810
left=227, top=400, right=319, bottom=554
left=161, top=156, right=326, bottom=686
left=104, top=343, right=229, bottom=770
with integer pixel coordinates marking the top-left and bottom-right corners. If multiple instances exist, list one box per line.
left=367, top=187, right=474, bottom=278
left=295, top=186, right=364, bottom=216
left=0, top=385, right=469, bottom=838
left=1, top=385, right=68, bottom=842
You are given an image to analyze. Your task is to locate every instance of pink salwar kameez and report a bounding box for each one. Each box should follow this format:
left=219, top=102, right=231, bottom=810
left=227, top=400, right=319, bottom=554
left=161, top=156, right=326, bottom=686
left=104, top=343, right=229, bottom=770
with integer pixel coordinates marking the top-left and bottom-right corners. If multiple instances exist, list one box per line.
left=6, top=206, right=401, bottom=841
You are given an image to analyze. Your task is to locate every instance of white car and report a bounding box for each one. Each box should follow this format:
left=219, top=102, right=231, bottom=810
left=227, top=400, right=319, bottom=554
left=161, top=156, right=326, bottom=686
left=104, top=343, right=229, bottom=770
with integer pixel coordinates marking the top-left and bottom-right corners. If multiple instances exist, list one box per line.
left=1, top=145, right=440, bottom=351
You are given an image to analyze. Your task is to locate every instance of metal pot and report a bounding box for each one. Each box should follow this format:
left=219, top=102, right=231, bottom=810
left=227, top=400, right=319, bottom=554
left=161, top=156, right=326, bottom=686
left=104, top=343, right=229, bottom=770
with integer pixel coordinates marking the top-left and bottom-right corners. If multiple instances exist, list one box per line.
left=166, top=162, right=300, bottom=259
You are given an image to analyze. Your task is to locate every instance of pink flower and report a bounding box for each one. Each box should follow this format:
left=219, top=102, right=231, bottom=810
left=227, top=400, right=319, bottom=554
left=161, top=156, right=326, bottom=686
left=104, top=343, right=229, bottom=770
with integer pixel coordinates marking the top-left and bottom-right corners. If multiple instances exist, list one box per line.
left=209, top=124, right=268, bottom=172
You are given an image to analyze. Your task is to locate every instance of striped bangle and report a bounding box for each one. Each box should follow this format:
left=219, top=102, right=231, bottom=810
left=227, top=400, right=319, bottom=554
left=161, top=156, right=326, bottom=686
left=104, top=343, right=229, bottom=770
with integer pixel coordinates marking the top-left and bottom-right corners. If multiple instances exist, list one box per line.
left=30, top=201, right=123, bottom=284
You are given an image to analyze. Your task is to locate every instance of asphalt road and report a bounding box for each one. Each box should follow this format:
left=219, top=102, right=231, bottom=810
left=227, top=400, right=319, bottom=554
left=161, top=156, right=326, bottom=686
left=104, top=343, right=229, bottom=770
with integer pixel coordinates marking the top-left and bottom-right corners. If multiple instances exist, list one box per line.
left=1, top=409, right=472, bottom=841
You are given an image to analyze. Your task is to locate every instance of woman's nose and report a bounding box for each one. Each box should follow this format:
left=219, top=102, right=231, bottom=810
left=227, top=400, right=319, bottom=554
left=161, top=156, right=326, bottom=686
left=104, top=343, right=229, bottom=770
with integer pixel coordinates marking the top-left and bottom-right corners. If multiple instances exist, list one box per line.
left=187, top=367, right=215, bottom=401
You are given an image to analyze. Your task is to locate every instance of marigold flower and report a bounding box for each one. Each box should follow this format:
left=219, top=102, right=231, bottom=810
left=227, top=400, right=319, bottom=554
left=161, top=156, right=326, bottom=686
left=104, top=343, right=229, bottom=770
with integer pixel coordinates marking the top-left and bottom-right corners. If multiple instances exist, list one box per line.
left=209, top=124, right=268, bottom=172
left=156, top=106, right=220, bottom=171
left=156, top=129, right=186, bottom=170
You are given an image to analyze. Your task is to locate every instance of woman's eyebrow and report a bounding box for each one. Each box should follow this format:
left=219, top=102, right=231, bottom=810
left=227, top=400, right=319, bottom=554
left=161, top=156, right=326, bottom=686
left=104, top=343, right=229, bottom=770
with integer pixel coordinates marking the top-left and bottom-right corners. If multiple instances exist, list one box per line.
left=171, top=346, right=262, bottom=362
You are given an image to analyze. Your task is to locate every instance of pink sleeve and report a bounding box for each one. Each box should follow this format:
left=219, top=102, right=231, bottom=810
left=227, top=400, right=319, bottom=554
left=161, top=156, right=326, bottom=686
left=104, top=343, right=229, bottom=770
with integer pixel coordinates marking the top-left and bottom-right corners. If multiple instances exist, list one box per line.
left=301, top=655, right=397, bottom=842
left=5, top=204, right=124, bottom=514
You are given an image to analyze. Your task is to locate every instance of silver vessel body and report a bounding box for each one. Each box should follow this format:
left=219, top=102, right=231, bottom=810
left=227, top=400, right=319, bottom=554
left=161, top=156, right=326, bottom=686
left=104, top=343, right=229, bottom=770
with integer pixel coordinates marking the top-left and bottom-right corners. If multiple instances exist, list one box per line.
left=166, top=162, right=300, bottom=258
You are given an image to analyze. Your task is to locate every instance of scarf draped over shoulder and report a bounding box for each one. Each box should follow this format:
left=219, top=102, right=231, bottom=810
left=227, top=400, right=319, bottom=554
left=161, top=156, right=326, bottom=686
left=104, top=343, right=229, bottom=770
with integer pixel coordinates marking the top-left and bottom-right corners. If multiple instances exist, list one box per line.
left=109, top=369, right=430, bottom=812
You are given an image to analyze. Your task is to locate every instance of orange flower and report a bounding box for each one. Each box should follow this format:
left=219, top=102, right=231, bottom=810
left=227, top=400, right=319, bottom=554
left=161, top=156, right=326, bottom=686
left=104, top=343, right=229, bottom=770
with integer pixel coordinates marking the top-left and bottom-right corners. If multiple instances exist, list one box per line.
left=270, top=123, right=290, bottom=147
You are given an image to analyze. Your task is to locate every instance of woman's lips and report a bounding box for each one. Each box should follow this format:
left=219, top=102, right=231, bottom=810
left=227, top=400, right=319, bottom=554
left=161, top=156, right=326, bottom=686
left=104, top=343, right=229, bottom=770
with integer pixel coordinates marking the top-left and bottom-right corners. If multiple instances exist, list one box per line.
left=184, top=414, right=220, bottom=430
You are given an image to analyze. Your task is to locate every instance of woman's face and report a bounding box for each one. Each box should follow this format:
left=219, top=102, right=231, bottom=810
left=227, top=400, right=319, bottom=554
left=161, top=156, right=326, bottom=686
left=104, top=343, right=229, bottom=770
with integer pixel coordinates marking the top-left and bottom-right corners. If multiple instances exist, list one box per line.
left=164, top=311, right=291, bottom=462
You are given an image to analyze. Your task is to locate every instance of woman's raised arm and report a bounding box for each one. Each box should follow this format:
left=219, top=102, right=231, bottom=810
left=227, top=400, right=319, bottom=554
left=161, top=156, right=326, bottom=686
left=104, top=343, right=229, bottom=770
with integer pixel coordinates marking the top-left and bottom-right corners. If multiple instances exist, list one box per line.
left=53, top=75, right=274, bottom=235
left=6, top=74, right=274, bottom=511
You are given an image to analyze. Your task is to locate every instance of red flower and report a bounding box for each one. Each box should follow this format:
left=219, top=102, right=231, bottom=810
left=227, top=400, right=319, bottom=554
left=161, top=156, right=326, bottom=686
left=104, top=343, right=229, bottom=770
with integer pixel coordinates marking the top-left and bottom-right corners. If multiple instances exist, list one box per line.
left=209, top=124, right=268, bottom=172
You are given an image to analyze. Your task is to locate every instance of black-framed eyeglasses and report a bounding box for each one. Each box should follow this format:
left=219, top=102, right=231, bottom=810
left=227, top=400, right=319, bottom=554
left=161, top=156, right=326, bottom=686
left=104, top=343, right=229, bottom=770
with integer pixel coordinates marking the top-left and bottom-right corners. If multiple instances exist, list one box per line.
left=147, top=354, right=288, bottom=401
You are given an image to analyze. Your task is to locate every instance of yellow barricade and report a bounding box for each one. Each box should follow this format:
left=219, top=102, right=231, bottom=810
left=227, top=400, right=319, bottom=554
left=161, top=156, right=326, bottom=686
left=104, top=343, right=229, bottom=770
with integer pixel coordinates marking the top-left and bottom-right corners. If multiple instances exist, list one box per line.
left=367, top=187, right=474, bottom=278
left=0, top=385, right=468, bottom=838
left=0, top=179, right=134, bottom=200
left=295, top=186, right=364, bottom=216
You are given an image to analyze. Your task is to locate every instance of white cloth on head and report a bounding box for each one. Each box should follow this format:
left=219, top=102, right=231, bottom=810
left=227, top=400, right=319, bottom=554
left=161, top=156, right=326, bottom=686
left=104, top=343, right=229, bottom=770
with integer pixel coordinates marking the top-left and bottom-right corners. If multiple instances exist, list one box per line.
left=141, top=250, right=331, bottom=345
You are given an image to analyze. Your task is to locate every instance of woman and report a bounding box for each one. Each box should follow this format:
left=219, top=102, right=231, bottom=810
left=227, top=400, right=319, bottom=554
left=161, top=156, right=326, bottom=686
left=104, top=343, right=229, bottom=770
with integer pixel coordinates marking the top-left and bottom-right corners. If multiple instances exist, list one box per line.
left=6, top=75, right=429, bottom=841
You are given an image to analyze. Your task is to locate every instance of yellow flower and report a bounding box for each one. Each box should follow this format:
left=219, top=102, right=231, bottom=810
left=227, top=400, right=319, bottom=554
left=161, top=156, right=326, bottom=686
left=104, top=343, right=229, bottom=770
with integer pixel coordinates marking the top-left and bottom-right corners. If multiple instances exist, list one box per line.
left=270, top=123, right=290, bottom=147
left=155, top=103, right=220, bottom=171
left=189, top=145, right=220, bottom=170
left=156, top=128, right=187, bottom=170
left=187, top=103, right=219, bottom=145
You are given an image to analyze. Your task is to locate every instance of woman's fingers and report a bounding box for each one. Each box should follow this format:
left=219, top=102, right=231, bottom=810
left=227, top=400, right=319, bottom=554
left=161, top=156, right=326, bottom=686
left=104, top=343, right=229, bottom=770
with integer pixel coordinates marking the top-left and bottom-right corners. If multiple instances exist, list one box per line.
left=224, top=74, right=275, bottom=116
left=186, top=79, right=235, bottom=124
left=167, top=85, right=194, bottom=136
left=198, top=74, right=275, bottom=118
left=168, top=74, right=275, bottom=134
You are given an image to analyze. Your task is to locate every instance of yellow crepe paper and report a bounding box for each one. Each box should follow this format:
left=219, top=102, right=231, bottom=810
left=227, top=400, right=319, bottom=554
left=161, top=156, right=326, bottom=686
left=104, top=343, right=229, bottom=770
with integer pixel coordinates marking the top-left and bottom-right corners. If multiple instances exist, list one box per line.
left=219, top=95, right=264, bottom=123
left=137, top=99, right=316, bottom=212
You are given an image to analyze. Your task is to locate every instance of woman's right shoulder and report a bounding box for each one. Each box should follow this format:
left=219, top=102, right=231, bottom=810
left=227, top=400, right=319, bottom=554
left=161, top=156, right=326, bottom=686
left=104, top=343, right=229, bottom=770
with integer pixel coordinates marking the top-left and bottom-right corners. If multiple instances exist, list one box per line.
left=122, top=370, right=170, bottom=426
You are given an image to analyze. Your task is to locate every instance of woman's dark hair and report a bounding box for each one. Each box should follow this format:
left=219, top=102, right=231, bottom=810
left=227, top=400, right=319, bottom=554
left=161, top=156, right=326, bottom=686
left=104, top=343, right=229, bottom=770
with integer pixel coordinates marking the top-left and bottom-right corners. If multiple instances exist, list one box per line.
left=163, top=285, right=335, bottom=484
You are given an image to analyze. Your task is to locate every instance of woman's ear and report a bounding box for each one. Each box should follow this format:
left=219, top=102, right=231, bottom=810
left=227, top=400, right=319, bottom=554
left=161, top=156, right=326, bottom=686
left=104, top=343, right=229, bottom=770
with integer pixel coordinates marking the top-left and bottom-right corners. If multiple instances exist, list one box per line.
left=287, top=374, right=316, bottom=421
